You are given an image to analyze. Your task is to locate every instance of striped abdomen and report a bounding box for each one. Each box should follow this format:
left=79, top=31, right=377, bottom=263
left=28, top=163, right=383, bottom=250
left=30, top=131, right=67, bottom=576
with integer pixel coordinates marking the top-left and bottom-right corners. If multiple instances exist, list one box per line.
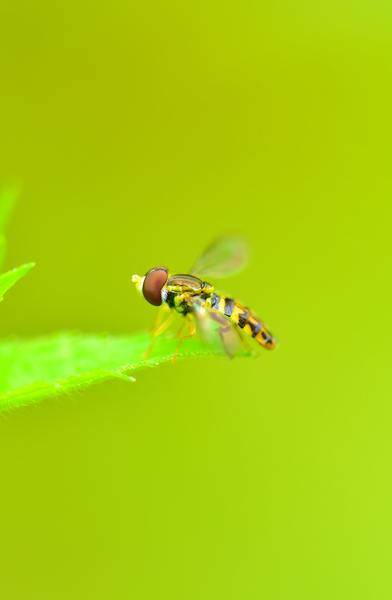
left=209, top=293, right=276, bottom=350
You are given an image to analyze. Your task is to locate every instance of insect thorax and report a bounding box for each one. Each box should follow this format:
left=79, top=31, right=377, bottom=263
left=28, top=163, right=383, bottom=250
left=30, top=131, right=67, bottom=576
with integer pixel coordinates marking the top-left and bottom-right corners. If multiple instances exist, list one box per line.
left=162, top=274, right=214, bottom=314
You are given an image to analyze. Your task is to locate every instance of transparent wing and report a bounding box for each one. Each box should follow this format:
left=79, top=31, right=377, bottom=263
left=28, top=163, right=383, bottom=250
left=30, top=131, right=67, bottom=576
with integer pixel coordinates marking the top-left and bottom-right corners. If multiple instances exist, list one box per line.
left=190, top=298, right=245, bottom=358
left=190, top=236, right=249, bottom=279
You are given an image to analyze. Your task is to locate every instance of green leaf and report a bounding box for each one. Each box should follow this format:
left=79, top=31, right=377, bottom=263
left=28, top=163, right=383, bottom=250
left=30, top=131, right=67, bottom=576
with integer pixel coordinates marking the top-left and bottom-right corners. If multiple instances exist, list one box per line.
left=0, top=262, right=35, bottom=302
left=0, top=331, right=239, bottom=411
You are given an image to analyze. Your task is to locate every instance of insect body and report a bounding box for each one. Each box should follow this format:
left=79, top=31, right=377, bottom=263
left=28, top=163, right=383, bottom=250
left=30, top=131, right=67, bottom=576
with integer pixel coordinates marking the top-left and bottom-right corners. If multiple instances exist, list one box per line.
left=132, top=237, right=276, bottom=356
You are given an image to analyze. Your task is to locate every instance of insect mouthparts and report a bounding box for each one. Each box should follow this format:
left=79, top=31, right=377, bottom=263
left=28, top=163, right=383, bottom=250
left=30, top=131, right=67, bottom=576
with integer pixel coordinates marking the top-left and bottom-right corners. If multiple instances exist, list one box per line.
left=131, top=274, right=144, bottom=293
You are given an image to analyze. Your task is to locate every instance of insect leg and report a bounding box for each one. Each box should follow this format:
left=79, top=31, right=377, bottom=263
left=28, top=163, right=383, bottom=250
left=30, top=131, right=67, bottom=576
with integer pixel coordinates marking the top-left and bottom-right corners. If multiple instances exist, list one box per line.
left=151, top=303, right=170, bottom=331
left=145, top=305, right=175, bottom=358
left=172, top=315, right=197, bottom=362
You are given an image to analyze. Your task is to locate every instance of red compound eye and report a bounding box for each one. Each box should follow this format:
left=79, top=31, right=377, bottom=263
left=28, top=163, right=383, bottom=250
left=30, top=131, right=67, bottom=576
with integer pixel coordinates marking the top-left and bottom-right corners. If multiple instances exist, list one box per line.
left=142, top=267, right=168, bottom=306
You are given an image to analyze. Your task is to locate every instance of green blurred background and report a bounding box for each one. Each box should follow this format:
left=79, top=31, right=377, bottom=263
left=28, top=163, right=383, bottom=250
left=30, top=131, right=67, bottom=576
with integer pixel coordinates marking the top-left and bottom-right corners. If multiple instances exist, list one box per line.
left=0, top=1, right=391, bottom=598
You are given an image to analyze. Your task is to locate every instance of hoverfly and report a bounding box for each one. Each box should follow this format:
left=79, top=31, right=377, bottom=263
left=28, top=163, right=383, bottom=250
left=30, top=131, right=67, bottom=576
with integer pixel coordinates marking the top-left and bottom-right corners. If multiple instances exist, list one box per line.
left=132, top=237, right=276, bottom=357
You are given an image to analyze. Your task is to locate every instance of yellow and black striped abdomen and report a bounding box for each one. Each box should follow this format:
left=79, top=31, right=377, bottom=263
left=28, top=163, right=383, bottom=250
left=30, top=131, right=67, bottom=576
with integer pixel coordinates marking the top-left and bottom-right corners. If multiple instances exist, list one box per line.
left=209, top=292, right=276, bottom=350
